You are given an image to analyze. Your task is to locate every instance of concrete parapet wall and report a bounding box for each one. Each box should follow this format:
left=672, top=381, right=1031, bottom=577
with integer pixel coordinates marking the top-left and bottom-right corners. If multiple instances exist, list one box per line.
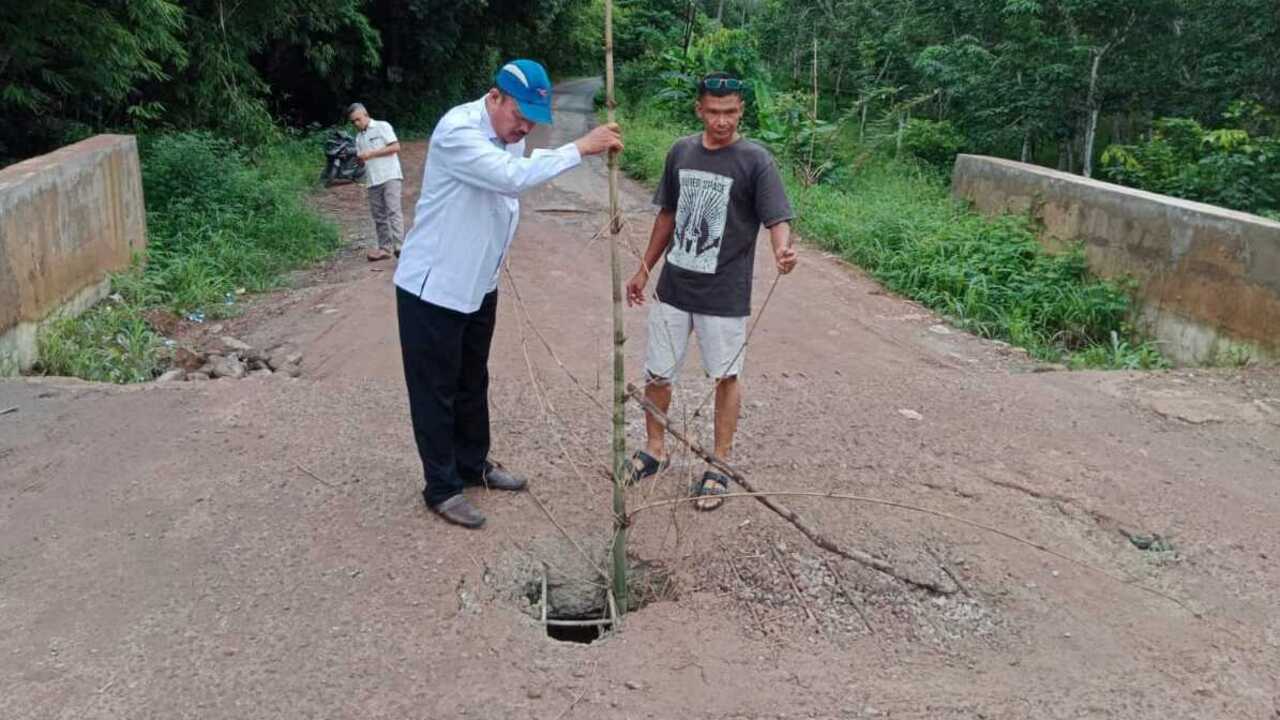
left=0, top=135, right=146, bottom=374
left=952, top=154, right=1280, bottom=365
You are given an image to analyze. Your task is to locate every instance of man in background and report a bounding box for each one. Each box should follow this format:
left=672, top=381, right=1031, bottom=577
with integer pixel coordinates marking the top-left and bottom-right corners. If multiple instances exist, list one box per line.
left=348, top=102, right=403, bottom=261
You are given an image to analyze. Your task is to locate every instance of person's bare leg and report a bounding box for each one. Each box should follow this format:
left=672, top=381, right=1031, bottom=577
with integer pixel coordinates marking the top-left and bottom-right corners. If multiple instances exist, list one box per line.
left=713, top=375, right=741, bottom=460
left=644, top=378, right=673, bottom=460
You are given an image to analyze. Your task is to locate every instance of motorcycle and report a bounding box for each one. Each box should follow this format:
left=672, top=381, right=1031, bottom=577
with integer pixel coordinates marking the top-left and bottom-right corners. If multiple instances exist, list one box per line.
left=320, top=129, right=367, bottom=187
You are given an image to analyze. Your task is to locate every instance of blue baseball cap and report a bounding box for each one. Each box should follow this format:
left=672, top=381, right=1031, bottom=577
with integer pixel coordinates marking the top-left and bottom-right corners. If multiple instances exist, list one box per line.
left=495, top=59, right=554, bottom=125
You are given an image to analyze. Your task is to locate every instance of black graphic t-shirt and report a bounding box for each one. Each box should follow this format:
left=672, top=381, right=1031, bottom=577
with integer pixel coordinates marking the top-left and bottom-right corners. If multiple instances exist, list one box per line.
left=653, top=134, right=793, bottom=317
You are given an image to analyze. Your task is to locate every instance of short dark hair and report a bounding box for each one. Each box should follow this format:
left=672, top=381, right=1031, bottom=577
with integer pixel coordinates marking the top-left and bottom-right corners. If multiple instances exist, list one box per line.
left=697, top=72, right=744, bottom=100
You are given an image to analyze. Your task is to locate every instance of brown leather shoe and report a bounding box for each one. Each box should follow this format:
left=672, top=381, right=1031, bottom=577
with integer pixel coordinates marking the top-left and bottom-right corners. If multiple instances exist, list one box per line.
left=366, top=247, right=392, bottom=261
left=429, top=494, right=486, bottom=528
left=474, top=461, right=527, bottom=492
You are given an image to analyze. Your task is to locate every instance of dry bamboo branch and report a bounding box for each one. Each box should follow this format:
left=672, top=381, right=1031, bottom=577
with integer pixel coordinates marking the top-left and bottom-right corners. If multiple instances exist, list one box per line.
left=503, top=264, right=608, bottom=413
left=512, top=300, right=597, bottom=497
left=690, top=271, right=785, bottom=420
left=926, top=544, right=970, bottom=597
left=771, top=545, right=822, bottom=634
left=627, top=485, right=1201, bottom=617
left=722, top=542, right=771, bottom=639
left=626, top=383, right=954, bottom=595
left=823, top=557, right=875, bottom=636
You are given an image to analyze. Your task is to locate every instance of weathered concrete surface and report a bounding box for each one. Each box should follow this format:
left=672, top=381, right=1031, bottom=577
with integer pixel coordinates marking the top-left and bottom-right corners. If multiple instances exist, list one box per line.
left=0, top=135, right=146, bottom=374
left=953, top=154, right=1280, bottom=365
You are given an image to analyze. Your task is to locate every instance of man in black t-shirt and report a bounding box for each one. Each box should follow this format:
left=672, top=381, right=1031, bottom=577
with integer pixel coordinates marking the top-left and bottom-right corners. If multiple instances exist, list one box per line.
left=625, top=72, right=797, bottom=511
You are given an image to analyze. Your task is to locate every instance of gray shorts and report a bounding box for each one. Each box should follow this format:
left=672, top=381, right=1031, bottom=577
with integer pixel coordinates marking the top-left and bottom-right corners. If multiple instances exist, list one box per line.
left=644, top=302, right=748, bottom=383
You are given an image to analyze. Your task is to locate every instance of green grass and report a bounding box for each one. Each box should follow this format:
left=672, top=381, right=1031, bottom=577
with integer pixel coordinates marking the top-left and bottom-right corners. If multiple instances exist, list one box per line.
left=614, top=105, right=1167, bottom=370
left=36, top=130, right=340, bottom=382
left=38, top=300, right=162, bottom=383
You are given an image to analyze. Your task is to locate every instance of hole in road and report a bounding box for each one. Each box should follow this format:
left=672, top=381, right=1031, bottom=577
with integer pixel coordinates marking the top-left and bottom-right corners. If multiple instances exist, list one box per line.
left=546, top=616, right=610, bottom=644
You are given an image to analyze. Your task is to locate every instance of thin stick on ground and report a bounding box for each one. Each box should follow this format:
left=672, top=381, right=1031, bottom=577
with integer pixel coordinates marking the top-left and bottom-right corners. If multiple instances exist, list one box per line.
left=722, top=542, right=771, bottom=639
left=295, top=463, right=337, bottom=488
left=552, top=681, right=586, bottom=712
left=628, top=487, right=1201, bottom=618
left=626, top=383, right=954, bottom=595
left=770, top=544, right=823, bottom=636
left=926, top=544, right=971, bottom=597
left=822, top=557, right=875, bottom=636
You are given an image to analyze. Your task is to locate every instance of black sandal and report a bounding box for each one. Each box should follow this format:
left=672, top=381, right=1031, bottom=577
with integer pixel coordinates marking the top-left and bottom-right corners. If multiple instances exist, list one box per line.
left=627, top=450, right=669, bottom=485
left=693, top=471, right=730, bottom=512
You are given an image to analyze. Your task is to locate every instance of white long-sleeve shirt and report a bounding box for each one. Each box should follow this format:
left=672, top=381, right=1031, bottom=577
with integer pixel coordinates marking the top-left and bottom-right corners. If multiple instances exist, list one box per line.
left=393, top=96, right=583, bottom=313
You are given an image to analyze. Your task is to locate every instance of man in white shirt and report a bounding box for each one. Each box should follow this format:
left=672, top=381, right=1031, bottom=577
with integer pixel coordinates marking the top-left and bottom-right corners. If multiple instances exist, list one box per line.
left=394, top=59, right=623, bottom=528
left=348, top=103, right=404, bottom=261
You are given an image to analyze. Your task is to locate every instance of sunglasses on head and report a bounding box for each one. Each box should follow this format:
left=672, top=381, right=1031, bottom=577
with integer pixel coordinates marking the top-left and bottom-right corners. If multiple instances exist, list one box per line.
left=701, top=77, right=746, bottom=91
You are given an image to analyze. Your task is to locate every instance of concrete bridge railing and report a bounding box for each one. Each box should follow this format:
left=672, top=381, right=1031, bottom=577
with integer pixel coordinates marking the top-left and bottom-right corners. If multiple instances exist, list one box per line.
left=953, top=154, right=1280, bottom=366
left=0, top=135, right=147, bottom=375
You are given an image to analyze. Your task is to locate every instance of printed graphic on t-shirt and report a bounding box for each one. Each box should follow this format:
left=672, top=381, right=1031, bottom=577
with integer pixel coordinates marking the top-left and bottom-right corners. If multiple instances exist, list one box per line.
left=669, top=169, right=733, bottom=274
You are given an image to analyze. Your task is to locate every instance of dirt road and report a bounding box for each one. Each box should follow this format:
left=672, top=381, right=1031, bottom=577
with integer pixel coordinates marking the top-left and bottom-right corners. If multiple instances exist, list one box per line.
left=2, top=79, right=1278, bottom=719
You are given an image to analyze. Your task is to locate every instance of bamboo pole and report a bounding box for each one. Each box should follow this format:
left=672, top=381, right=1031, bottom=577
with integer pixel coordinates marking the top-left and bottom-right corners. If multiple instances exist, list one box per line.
left=604, top=0, right=628, bottom=617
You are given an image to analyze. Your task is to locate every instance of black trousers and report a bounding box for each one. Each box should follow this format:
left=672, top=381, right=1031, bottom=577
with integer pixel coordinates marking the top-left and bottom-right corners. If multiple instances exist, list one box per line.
left=396, top=287, right=497, bottom=506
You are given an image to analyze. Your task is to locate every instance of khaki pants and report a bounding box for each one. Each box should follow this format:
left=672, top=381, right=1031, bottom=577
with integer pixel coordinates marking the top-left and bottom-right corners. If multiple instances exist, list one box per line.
left=368, top=179, right=404, bottom=251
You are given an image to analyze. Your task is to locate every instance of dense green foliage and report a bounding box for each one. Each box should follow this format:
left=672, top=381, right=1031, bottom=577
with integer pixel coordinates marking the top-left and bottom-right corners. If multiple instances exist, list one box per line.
left=1101, top=107, right=1280, bottom=218
left=37, top=132, right=339, bottom=382
left=749, top=0, right=1278, bottom=176
left=614, top=0, right=1279, bottom=216
left=1, top=0, right=603, bottom=161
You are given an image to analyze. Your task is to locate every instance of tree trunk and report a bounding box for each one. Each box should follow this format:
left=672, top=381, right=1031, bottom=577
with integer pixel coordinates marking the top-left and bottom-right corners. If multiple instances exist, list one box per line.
left=834, top=64, right=844, bottom=111
left=604, top=0, right=628, bottom=617
left=716, top=0, right=725, bottom=23
left=1084, top=110, right=1100, bottom=178
left=1082, top=44, right=1108, bottom=178
left=1017, top=70, right=1028, bottom=163
left=683, top=0, right=695, bottom=55
left=807, top=34, right=818, bottom=180
left=811, top=34, right=819, bottom=122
